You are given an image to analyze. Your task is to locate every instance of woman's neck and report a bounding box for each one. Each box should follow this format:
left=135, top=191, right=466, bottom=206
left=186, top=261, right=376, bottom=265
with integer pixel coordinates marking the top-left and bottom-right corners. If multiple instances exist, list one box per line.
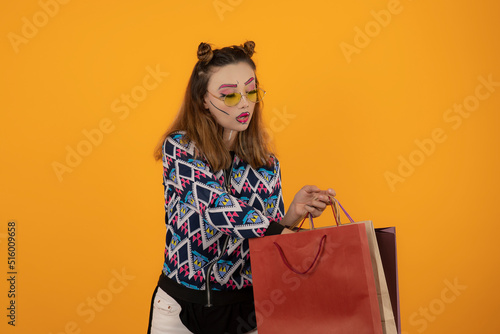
left=223, top=129, right=236, bottom=150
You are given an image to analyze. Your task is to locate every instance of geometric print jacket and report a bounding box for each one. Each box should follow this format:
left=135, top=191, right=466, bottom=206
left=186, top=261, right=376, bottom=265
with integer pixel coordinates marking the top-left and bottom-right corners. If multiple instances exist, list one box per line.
left=161, top=132, right=285, bottom=292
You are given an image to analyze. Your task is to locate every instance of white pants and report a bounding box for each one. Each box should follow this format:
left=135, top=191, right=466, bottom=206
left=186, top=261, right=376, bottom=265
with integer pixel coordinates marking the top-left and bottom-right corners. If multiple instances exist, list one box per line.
left=150, top=286, right=258, bottom=334
left=150, top=286, right=191, bottom=333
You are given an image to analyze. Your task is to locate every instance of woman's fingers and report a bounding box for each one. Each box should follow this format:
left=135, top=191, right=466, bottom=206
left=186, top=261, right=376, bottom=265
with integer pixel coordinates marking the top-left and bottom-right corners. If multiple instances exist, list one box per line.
left=316, top=188, right=336, bottom=199
left=293, top=186, right=337, bottom=218
left=302, top=185, right=321, bottom=194
left=305, top=205, right=324, bottom=218
left=305, top=199, right=329, bottom=216
left=310, top=198, right=327, bottom=210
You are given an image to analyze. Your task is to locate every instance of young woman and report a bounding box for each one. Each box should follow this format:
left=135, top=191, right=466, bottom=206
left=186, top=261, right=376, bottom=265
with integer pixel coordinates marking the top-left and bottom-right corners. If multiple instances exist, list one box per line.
left=148, top=41, right=335, bottom=334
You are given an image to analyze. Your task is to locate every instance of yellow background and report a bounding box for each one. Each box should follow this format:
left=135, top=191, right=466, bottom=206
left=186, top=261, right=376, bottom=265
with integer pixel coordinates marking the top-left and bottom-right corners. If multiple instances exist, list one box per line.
left=1, top=0, right=499, bottom=333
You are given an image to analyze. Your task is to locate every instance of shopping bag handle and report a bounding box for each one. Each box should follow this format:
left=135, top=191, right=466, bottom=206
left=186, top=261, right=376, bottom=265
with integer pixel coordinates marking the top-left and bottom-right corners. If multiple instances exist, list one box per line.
left=273, top=235, right=327, bottom=275
left=296, top=197, right=355, bottom=230
left=296, top=198, right=337, bottom=231
left=295, top=213, right=316, bottom=230
left=331, top=197, right=355, bottom=224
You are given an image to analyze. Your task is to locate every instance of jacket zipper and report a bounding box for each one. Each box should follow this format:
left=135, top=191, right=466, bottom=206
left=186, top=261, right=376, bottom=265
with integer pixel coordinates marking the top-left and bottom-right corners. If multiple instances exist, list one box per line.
left=205, top=158, right=233, bottom=307
left=205, top=235, right=230, bottom=307
left=205, top=153, right=234, bottom=307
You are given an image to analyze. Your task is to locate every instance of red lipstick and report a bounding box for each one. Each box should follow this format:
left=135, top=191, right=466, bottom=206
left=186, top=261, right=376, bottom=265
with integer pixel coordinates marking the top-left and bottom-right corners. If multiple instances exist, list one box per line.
left=236, top=112, right=250, bottom=124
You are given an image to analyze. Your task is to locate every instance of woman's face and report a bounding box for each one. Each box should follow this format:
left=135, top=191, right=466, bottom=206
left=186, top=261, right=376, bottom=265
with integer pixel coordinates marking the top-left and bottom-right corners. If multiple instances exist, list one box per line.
left=204, top=62, right=257, bottom=136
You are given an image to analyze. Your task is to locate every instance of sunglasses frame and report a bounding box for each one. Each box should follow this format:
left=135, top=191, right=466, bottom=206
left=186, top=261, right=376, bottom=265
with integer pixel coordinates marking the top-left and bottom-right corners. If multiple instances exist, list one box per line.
left=207, top=87, right=266, bottom=107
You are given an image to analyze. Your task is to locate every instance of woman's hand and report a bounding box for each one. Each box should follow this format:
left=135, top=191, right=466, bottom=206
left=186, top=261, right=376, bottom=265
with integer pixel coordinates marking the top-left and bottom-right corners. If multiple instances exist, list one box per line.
left=281, top=185, right=336, bottom=227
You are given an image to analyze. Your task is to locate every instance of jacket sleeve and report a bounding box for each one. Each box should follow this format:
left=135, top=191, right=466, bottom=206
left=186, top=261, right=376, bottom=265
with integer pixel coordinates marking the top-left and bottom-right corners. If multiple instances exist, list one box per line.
left=255, top=155, right=286, bottom=235
left=162, top=135, right=281, bottom=239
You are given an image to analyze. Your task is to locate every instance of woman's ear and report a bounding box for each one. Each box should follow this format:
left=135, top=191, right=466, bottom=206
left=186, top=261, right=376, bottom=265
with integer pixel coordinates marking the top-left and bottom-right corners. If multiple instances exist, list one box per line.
left=203, top=94, right=209, bottom=110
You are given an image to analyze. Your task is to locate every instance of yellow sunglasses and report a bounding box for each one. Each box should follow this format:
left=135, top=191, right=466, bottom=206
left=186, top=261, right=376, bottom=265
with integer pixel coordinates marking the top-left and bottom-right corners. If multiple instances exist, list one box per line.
left=207, top=88, right=266, bottom=107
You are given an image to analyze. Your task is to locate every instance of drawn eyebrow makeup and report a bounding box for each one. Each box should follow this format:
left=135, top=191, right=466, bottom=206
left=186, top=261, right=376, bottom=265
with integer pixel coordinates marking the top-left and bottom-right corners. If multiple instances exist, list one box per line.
left=244, top=77, right=254, bottom=85
left=219, top=83, right=238, bottom=89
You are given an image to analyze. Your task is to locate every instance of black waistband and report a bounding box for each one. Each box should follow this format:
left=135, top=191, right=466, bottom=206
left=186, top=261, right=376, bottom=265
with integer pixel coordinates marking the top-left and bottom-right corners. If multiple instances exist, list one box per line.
left=157, top=272, right=254, bottom=306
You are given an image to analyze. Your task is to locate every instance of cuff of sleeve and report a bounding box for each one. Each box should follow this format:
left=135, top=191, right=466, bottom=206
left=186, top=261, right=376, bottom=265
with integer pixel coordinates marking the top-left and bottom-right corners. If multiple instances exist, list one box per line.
left=264, top=221, right=285, bottom=236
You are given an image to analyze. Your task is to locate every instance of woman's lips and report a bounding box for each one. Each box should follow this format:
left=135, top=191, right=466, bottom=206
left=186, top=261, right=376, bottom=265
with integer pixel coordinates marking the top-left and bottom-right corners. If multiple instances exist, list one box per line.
left=236, top=112, right=250, bottom=124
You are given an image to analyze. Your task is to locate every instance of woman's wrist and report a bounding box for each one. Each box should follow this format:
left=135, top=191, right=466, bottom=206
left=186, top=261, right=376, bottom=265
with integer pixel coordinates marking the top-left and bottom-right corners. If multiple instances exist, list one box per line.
left=280, top=205, right=302, bottom=227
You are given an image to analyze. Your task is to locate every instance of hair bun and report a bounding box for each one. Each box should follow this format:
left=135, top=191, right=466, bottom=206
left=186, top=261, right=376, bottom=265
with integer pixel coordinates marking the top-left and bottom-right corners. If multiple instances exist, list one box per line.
left=242, top=41, right=255, bottom=57
left=197, top=42, right=213, bottom=63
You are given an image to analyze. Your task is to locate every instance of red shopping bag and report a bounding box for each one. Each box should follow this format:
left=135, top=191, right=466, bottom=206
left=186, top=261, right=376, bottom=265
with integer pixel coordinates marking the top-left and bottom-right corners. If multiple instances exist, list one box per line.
left=249, top=217, right=383, bottom=333
left=331, top=199, right=398, bottom=334
left=334, top=200, right=401, bottom=333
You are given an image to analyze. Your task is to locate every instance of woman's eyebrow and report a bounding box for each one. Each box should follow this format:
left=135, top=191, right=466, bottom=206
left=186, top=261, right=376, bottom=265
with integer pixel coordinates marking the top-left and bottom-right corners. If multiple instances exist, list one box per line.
left=244, top=77, right=255, bottom=85
left=218, top=83, right=238, bottom=89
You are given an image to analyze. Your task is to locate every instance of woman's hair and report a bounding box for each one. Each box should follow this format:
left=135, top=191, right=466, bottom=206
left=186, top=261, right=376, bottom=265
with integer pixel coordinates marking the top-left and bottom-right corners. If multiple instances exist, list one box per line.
left=153, top=41, right=273, bottom=171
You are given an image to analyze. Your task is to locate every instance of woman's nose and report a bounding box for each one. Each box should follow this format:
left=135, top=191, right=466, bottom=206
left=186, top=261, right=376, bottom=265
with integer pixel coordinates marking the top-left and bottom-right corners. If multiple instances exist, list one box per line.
left=238, top=93, right=250, bottom=108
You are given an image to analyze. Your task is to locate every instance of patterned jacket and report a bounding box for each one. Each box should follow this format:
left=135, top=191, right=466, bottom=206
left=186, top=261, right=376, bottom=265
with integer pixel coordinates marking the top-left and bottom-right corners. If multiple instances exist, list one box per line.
left=161, top=132, right=285, bottom=292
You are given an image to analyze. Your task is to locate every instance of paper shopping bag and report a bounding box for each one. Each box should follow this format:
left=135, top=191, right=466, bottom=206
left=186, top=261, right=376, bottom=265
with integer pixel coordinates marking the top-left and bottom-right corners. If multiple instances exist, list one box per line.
left=249, top=222, right=383, bottom=334
left=332, top=200, right=398, bottom=334
left=375, top=227, right=401, bottom=334
left=343, top=221, right=397, bottom=334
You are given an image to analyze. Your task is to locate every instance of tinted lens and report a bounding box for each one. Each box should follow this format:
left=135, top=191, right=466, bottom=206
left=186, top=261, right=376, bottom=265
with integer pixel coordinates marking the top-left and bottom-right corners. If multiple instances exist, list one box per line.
left=247, top=89, right=258, bottom=103
left=224, top=93, right=241, bottom=106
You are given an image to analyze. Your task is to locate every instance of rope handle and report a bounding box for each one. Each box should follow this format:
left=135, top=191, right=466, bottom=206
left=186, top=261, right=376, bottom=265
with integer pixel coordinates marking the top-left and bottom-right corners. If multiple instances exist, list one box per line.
left=296, top=197, right=354, bottom=231
left=296, top=212, right=315, bottom=231
left=273, top=235, right=327, bottom=275
left=333, top=198, right=355, bottom=223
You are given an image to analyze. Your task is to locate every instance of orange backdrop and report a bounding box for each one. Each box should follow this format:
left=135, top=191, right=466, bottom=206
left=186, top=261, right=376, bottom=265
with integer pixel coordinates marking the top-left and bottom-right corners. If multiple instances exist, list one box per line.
left=1, top=0, right=499, bottom=333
